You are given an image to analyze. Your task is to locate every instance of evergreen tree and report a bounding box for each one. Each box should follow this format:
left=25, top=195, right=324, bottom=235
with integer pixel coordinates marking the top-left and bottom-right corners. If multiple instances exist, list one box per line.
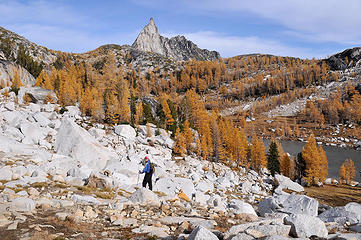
left=294, top=152, right=306, bottom=180
left=267, top=141, right=280, bottom=176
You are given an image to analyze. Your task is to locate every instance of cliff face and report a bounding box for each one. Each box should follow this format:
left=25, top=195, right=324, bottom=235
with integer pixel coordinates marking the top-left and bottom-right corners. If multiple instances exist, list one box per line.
left=324, top=47, right=361, bottom=70
left=0, top=59, right=36, bottom=87
left=132, top=18, right=220, bottom=61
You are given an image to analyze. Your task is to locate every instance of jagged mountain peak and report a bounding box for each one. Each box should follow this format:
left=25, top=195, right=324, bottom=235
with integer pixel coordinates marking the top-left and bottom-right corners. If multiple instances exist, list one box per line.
left=132, top=18, right=165, bottom=56
left=132, top=18, right=220, bottom=61
left=139, top=17, right=159, bottom=39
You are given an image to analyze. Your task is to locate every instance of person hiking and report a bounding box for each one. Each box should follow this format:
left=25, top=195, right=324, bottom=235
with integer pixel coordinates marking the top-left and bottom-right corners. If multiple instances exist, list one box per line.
left=139, top=156, right=153, bottom=190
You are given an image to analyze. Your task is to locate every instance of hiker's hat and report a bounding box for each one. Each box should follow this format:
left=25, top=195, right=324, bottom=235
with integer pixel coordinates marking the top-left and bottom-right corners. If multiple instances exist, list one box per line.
left=144, top=156, right=149, bottom=160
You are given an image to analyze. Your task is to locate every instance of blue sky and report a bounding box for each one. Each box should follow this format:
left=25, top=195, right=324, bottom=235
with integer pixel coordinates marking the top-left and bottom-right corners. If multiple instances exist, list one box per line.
left=1, top=0, right=361, bottom=59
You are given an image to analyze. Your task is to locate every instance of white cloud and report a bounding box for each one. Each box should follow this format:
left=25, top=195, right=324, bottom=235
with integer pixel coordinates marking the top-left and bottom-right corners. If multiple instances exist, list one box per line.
left=183, top=0, right=361, bottom=44
left=163, top=31, right=325, bottom=59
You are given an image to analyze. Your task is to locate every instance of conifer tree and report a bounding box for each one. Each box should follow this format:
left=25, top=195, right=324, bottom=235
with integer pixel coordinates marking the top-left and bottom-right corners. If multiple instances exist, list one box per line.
left=183, top=120, right=193, bottom=152
left=134, top=101, right=144, bottom=125
left=249, top=135, right=267, bottom=172
left=36, top=70, right=51, bottom=89
left=280, top=154, right=294, bottom=178
left=302, top=135, right=328, bottom=185
left=339, top=165, right=346, bottom=184
left=11, top=68, right=22, bottom=91
left=339, top=158, right=356, bottom=184
left=162, top=99, right=174, bottom=130
left=267, top=141, right=280, bottom=176
left=119, top=78, right=131, bottom=123
left=146, top=122, right=152, bottom=138
left=173, top=128, right=186, bottom=157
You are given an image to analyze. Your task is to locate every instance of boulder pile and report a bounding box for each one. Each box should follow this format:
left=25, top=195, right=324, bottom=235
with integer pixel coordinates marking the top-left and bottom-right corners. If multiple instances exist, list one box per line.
left=0, top=88, right=360, bottom=239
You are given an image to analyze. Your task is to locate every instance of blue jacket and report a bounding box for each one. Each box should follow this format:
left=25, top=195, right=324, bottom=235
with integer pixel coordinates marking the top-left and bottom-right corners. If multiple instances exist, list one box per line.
left=141, top=161, right=151, bottom=174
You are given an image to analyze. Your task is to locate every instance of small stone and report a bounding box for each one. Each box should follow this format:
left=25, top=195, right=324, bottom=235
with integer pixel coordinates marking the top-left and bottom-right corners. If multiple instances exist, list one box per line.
left=179, top=221, right=190, bottom=232
left=0, top=215, right=11, bottom=227
left=7, top=220, right=19, bottom=230
left=110, top=215, right=118, bottom=223
left=17, top=190, right=29, bottom=197
left=84, top=206, right=97, bottom=219
left=131, top=210, right=139, bottom=218
left=28, top=187, right=39, bottom=196
left=3, top=188, right=15, bottom=195
left=74, top=209, right=84, bottom=218
left=55, top=212, right=68, bottom=221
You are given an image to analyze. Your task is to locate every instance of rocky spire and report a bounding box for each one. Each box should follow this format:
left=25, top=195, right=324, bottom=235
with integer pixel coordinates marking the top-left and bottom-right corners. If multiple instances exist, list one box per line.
left=132, top=18, right=165, bottom=55
left=132, top=18, right=221, bottom=61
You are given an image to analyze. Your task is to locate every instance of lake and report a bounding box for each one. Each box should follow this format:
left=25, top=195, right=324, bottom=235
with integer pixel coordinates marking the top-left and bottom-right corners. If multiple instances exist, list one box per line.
left=262, top=139, right=361, bottom=182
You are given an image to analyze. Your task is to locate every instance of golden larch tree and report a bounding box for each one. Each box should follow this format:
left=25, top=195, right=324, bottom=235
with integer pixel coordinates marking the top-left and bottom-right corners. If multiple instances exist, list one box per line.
left=280, top=154, right=294, bottom=179
left=11, top=68, right=22, bottom=89
left=173, top=128, right=186, bottom=157
left=134, top=101, right=144, bottom=125
left=162, top=99, right=174, bottom=129
left=249, top=135, right=267, bottom=172
left=302, top=135, right=328, bottom=185
left=183, top=120, right=194, bottom=152
left=339, top=158, right=356, bottom=185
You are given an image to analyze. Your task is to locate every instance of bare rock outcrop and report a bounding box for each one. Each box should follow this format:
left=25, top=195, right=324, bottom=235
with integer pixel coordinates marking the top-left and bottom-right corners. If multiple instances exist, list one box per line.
left=132, top=18, right=220, bottom=61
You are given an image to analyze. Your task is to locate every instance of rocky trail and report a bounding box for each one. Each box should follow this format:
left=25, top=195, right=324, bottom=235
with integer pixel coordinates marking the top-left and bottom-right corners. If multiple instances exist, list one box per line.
left=0, top=87, right=361, bottom=240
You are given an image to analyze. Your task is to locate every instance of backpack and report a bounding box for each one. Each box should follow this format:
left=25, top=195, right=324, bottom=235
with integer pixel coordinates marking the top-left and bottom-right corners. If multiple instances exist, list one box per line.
left=149, top=162, right=155, bottom=174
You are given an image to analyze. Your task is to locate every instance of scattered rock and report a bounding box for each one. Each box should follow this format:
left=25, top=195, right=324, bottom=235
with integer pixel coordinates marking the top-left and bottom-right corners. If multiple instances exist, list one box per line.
left=319, top=202, right=361, bottom=225
left=55, top=212, right=68, bottom=221
left=274, top=174, right=304, bottom=192
left=284, top=214, right=328, bottom=238
left=129, top=187, right=160, bottom=207
left=7, top=220, right=19, bottom=230
left=11, top=197, right=36, bottom=212
left=55, top=118, right=117, bottom=170
left=114, top=124, right=136, bottom=139
left=188, top=226, right=219, bottom=240
left=71, top=194, right=101, bottom=205
left=228, top=199, right=258, bottom=217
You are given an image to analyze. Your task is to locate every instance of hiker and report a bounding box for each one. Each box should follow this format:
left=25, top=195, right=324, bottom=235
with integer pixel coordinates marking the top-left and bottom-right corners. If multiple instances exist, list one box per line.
left=139, top=156, right=153, bottom=190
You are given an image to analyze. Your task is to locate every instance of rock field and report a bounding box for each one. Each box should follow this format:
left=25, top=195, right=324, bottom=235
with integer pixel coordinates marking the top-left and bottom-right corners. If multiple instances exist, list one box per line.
left=0, top=87, right=360, bottom=240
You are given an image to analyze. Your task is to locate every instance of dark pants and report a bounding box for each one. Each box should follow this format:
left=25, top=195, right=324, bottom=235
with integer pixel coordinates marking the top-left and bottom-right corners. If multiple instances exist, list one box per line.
left=142, top=172, right=152, bottom=190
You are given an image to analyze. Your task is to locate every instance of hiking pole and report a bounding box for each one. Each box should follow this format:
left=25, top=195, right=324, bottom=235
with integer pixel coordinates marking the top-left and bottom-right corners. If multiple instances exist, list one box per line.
left=137, top=171, right=140, bottom=186
left=137, top=160, right=141, bottom=186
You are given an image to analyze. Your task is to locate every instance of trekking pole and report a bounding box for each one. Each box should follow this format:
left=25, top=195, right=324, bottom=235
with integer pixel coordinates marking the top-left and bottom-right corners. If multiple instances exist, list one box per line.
left=137, top=161, right=141, bottom=186
left=137, top=172, right=140, bottom=186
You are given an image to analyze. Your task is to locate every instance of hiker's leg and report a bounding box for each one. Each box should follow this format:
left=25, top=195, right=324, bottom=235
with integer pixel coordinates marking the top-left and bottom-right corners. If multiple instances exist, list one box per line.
left=148, top=175, right=152, bottom=190
left=142, top=176, right=147, bottom=188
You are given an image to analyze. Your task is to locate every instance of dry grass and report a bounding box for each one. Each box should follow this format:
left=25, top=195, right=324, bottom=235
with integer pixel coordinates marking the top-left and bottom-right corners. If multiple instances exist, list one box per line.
left=95, top=191, right=115, bottom=199
left=305, top=184, right=361, bottom=206
left=54, top=183, right=68, bottom=189
left=154, top=191, right=167, bottom=197
left=31, top=182, right=48, bottom=188
left=76, top=186, right=96, bottom=194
